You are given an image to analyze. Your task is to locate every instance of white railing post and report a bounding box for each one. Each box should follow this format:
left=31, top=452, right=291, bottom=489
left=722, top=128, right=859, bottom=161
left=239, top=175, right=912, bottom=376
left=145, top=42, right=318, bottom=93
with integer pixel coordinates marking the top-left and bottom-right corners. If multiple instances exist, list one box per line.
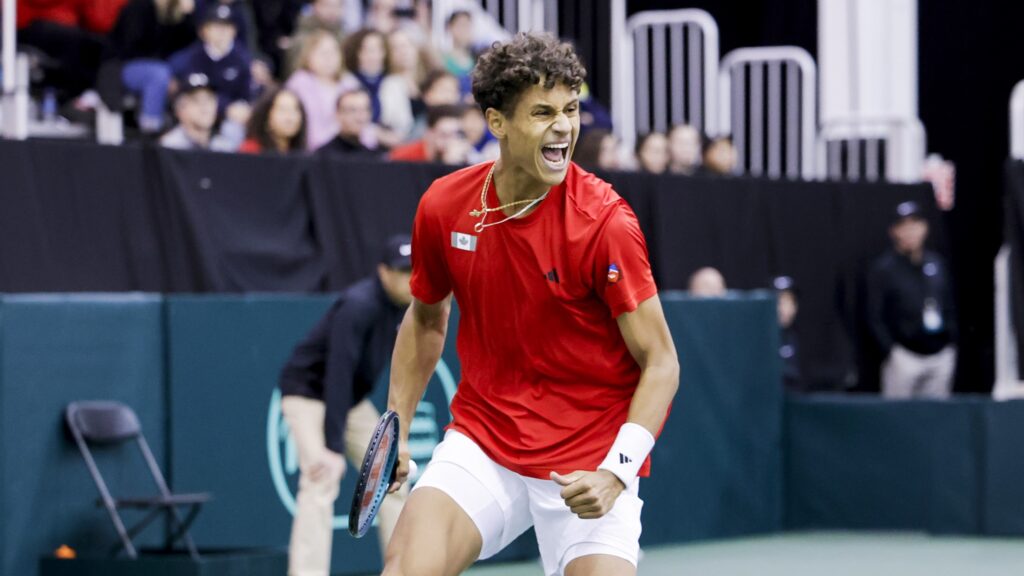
left=817, top=116, right=926, bottom=182
left=615, top=8, right=719, bottom=154
left=719, top=46, right=817, bottom=180
left=1010, top=80, right=1024, bottom=160
left=993, top=244, right=1024, bottom=399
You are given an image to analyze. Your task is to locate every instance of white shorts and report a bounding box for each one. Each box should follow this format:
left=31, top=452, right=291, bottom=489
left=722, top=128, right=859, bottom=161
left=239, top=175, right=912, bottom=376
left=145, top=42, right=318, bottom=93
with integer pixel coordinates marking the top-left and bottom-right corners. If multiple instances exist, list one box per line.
left=412, top=430, right=643, bottom=576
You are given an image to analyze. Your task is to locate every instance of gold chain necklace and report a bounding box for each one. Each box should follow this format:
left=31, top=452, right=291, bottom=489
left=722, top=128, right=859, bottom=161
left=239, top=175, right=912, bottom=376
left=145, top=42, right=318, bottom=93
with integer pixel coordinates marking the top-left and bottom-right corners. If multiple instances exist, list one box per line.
left=469, top=163, right=549, bottom=233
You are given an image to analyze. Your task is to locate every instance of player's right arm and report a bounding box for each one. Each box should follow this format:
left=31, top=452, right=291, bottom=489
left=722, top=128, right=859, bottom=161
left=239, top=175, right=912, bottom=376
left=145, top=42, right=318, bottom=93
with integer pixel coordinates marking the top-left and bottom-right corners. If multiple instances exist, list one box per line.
left=388, top=184, right=453, bottom=491
left=387, top=295, right=450, bottom=491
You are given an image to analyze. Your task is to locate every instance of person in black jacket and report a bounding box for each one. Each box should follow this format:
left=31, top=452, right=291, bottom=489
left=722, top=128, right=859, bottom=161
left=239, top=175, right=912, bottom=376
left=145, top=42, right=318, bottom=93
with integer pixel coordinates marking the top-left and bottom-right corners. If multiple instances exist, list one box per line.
left=773, top=275, right=803, bottom=391
left=278, top=235, right=413, bottom=575
left=867, top=201, right=957, bottom=398
left=105, top=0, right=197, bottom=132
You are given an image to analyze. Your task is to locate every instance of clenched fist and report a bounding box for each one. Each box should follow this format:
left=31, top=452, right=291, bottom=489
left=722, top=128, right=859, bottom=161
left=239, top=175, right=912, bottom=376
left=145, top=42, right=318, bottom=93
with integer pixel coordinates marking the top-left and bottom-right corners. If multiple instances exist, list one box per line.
left=550, top=469, right=626, bottom=519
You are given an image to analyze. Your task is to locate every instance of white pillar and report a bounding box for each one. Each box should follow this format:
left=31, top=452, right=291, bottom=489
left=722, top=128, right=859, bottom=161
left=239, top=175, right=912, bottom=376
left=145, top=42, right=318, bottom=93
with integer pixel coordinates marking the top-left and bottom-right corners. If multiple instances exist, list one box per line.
left=2, top=0, right=19, bottom=138
left=819, top=0, right=917, bottom=123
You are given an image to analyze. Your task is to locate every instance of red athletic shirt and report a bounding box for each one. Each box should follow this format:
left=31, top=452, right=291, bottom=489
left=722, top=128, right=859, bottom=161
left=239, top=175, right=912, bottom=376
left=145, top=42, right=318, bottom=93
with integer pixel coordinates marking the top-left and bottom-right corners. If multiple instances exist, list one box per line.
left=411, top=161, right=660, bottom=478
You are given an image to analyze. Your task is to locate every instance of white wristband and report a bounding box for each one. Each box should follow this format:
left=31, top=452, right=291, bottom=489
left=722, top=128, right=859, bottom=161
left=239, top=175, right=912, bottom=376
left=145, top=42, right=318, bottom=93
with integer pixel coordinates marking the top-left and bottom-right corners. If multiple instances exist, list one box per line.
left=597, top=423, right=655, bottom=488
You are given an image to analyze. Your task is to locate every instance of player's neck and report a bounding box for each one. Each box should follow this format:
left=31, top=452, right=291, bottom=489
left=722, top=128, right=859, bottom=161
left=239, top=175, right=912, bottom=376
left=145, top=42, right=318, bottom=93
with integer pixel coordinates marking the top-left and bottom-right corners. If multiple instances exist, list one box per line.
left=492, top=158, right=550, bottom=215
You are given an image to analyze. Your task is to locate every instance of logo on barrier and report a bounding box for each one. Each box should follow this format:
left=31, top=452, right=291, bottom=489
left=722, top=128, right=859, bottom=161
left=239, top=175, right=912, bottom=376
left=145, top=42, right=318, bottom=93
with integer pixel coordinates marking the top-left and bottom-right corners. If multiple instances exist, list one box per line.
left=267, top=359, right=458, bottom=529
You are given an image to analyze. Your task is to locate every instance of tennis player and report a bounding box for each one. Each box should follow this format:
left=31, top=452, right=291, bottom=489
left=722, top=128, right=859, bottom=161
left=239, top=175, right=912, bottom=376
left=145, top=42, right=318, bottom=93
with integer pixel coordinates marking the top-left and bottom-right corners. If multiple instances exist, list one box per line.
left=383, top=33, right=679, bottom=576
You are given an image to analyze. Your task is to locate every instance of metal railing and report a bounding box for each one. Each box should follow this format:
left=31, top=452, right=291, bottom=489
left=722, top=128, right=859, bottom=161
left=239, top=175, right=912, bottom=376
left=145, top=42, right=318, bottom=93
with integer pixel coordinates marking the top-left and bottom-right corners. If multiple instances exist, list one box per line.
left=818, top=116, right=926, bottom=183
left=718, top=46, right=816, bottom=180
left=1011, top=79, right=1024, bottom=160
left=613, top=9, right=719, bottom=153
left=995, top=80, right=1024, bottom=398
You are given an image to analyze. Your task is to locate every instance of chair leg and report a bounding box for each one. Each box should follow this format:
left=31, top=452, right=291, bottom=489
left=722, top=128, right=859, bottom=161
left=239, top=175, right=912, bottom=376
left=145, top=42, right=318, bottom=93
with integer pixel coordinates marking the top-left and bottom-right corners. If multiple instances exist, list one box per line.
left=126, top=507, right=165, bottom=542
left=103, top=504, right=138, bottom=560
left=165, top=504, right=203, bottom=561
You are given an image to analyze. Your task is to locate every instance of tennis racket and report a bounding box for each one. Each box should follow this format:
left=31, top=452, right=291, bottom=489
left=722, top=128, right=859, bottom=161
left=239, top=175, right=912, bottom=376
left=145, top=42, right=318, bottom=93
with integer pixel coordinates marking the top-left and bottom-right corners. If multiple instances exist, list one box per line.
left=348, top=410, right=401, bottom=538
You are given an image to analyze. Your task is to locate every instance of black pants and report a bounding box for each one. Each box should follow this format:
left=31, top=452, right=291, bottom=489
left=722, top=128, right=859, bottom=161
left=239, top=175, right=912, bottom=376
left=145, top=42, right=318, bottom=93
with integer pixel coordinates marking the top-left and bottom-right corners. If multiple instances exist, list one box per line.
left=18, top=21, right=110, bottom=101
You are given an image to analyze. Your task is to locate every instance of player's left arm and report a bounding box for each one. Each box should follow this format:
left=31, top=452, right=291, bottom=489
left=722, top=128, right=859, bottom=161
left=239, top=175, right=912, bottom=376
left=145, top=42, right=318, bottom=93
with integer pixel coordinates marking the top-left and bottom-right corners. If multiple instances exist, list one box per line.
left=553, top=295, right=679, bottom=518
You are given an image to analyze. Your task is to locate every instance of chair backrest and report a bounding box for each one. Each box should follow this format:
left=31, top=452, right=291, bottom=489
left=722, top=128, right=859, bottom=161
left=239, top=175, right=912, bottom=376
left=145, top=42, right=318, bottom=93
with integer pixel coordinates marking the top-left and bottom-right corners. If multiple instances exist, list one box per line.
left=66, top=401, right=142, bottom=444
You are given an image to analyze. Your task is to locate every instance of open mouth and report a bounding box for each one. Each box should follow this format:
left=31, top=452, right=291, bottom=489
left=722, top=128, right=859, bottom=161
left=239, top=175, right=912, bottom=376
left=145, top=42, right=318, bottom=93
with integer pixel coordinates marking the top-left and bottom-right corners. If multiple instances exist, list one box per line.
left=540, top=142, right=570, bottom=170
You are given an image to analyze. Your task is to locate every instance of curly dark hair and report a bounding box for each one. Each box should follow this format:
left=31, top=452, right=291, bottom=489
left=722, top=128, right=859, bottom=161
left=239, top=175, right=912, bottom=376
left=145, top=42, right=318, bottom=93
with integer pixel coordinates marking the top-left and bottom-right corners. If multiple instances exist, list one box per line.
left=471, top=33, right=586, bottom=117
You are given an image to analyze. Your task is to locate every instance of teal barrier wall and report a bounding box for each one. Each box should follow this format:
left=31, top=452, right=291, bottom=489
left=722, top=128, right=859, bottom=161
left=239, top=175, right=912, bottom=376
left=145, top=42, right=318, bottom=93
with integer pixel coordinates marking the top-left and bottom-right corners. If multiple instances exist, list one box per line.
left=785, top=396, right=986, bottom=533
left=0, top=293, right=785, bottom=575
left=643, top=293, right=783, bottom=543
left=164, top=296, right=337, bottom=557
left=980, top=401, right=1024, bottom=535
left=0, top=295, right=166, bottom=576
left=164, top=296, right=486, bottom=574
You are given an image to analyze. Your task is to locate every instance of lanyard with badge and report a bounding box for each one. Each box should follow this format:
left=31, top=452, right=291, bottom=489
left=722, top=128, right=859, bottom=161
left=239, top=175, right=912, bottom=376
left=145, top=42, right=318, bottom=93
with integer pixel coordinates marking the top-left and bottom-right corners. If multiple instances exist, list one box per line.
left=921, top=260, right=944, bottom=334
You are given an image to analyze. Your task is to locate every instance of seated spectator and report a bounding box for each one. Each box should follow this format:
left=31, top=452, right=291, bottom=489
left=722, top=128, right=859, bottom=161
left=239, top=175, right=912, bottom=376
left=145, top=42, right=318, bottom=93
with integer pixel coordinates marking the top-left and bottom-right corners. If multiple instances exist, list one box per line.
left=668, top=123, right=703, bottom=175
left=239, top=87, right=307, bottom=154
left=688, top=267, right=727, bottom=297
left=160, top=72, right=244, bottom=151
left=867, top=201, right=957, bottom=399
left=318, top=88, right=385, bottom=157
left=772, top=275, right=803, bottom=391
left=191, top=1, right=270, bottom=97
left=249, top=0, right=305, bottom=75
left=407, top=69, right=461, bottom=140
left=704, top=136, right=737, bottom=175
left=341, top=28, right=413, bottom=147
left=574, top=129, right=622, bottom=172
left=168, top=3, right=252, bottom=111
left=283, top=0, right=347, bottom=77
left=365, top=0, right=429, bottom=42
left=106, top=0, right=197, bottom=134
left=579, top=82, right=614, bottom=133
left=441, top=10, right=476, bottom=98
left=389, top=104, right=471, bottom=165
left=285, top=29, right=346, bottom=150
left=194, top=0, right=251, bottom=48
left=460, top=105, right=498, bottom=162
left=636, top=131, right=670, bottom=174
left=387, top=28, right=435, bottom=121
left=16, top=0, right=123, bottom=101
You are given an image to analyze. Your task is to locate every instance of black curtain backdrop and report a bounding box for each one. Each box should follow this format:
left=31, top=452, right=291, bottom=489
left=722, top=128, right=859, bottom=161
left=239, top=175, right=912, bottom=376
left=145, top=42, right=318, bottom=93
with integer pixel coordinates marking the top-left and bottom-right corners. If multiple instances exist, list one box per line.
left=918, top=2, right=1024, bottom=393
left=152, top=148, right=324, bottom=292
left=566, top=0, right=1018, bottom=393
left=0, top=140, right=944, bottom=391
left=309, top=157, right=451, bottom=289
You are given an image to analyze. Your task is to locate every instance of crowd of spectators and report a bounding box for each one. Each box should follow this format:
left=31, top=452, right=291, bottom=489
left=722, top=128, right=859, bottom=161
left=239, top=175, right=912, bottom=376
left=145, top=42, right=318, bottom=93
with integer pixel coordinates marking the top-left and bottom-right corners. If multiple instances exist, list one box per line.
left=9, top=1, right=964, bottom=398
left=11, top=0, right=745, bottom=173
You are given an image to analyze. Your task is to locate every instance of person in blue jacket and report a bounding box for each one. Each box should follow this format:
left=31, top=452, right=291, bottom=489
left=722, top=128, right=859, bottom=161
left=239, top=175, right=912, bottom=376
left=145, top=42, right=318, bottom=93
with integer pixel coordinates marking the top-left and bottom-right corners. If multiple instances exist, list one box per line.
left=168, top=3, right=252, bottom=111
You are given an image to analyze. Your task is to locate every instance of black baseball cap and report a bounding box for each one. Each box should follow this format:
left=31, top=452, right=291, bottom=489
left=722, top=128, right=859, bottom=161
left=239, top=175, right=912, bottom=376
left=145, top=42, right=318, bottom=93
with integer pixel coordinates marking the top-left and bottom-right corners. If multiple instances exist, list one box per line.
left=892, top=200, right=925, bottom=224
left=175, top=73, right=214, bottom=101
left=201, top=4, right=236, bottom=26
left=381, top=234, right=412, bottom=270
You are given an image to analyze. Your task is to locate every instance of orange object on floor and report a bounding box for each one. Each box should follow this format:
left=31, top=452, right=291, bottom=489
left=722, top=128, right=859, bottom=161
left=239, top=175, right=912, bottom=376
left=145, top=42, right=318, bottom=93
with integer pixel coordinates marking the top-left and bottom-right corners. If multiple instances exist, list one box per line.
left=54, top=545, right=76, bottom=559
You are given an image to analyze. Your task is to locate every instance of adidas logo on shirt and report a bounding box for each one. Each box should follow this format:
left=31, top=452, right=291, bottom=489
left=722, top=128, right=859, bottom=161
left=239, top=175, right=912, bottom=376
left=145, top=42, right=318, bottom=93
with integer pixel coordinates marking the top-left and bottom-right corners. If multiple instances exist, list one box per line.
left=619, top=453, right=632, bottom=464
